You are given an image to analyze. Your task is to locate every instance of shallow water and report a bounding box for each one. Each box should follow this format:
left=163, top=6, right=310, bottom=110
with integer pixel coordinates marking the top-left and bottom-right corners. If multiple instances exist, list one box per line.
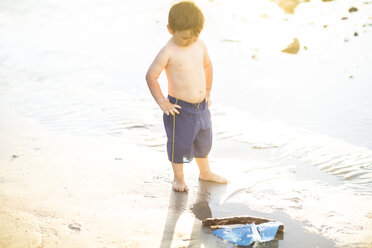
left=0, top=0, right=371, bottom=247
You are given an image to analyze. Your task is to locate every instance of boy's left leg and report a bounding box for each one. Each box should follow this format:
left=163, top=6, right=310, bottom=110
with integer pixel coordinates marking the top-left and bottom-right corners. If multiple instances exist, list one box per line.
left=172, top=162, right=189, bottom=192
left=195, top=157, right=228, bottom=184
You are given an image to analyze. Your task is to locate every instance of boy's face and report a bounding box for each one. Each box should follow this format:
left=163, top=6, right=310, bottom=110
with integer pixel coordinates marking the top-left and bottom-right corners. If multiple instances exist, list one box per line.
left=168, top=26, right=198, bottom=47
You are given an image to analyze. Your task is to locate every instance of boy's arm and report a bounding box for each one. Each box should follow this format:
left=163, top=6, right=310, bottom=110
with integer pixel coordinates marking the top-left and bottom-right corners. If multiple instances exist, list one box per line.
left=146, top=47, right=181, bottom=116
left=202, top=41, right=213, bottom=107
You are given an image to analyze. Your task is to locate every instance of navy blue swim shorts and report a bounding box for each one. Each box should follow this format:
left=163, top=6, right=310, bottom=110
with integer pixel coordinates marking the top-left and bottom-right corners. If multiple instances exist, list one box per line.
left=163, top=95, right=212, bottom=164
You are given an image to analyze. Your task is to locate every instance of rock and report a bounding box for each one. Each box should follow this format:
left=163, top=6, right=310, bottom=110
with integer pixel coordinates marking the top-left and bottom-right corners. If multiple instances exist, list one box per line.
left=10, top=155, right=19, bottom=161
left=349, top=7, right=358, bottom=13
left=281, top=38, right=300, bottom=54
left=354, top=32, right=359, bottom=36
left=68, top=223, right=81, bottom=232
left=341, top=17, right=348, bottom=20
left=222, top=39, right=240, bottom=43
left=323, top=24, right=328, bottom=28
left=252, top=144, right=279, bottom=149
left=276, top=0, right=300, bottom=14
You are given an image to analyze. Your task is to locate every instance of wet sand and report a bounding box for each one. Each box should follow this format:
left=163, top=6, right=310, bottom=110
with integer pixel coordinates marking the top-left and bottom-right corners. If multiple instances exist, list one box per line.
left=0, top=103, right=342, bottom=248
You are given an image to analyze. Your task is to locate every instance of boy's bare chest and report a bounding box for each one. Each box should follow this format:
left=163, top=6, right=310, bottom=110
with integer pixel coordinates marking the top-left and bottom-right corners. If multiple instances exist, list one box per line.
left=168, top=48, right=203, bottom=71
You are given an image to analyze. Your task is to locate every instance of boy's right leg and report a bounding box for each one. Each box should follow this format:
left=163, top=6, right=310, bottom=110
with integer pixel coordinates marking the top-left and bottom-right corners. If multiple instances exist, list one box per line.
left=172, top=162, right=189, bottom=192
left=195, top=157, right=228, bottom=184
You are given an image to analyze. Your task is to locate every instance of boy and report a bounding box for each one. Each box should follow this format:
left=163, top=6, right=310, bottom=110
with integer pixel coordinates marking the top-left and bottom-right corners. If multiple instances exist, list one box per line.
left=146, top=1, right=227, bottom=192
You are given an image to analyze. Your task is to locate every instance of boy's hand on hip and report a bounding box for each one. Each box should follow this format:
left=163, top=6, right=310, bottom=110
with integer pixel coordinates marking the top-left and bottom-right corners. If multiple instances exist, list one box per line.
left=205, top=93, right=212, bottom=108
left=160, top=99, right=181, bottom=116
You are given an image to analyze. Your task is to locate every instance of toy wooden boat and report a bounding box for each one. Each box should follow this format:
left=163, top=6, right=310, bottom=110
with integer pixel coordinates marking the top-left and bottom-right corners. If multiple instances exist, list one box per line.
left=202, top=215, right=284, bottom=234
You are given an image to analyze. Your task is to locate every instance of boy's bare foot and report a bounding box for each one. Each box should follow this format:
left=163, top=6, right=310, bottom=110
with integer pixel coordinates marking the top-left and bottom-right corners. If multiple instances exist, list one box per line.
left=173, top=178, right=189, bottom=192
left=199, top=171, right=228, bottom=184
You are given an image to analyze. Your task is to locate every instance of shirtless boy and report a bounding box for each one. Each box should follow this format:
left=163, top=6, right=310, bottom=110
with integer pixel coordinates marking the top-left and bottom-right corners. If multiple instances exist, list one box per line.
left=146, top=1, right=227, bottom=192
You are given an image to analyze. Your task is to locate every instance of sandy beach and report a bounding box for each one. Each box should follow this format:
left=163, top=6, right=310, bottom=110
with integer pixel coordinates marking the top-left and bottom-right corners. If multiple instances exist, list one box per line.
left=1, top=0, right=372, bottom=247
left=0, top=103, right=341, bottom=248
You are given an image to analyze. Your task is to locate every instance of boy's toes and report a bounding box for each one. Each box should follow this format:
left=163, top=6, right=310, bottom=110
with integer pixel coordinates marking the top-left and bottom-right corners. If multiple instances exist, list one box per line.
left=174, top=185, right=183, bottom=192
left=216, top=175, right=228, bottom=184
left=172, top=180, right=189, bottom=192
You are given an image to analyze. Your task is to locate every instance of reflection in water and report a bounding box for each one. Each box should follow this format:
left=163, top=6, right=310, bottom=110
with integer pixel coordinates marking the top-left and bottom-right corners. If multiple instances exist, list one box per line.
left=191, top=200, right=212, bottom=221
left=191, top=182, right=213, bottom=221
left=191, top=180, right=228, bottom=221
left=159, top=191, right=188, bottom=248
left=160, top=181, right=228, bottom=248
left=189, top=181, right=227, bottom=248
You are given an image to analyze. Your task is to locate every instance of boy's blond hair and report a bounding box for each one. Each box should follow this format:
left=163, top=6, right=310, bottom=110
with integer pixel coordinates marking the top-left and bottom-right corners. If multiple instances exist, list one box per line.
left=168, top=1, right=205, bottom=36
